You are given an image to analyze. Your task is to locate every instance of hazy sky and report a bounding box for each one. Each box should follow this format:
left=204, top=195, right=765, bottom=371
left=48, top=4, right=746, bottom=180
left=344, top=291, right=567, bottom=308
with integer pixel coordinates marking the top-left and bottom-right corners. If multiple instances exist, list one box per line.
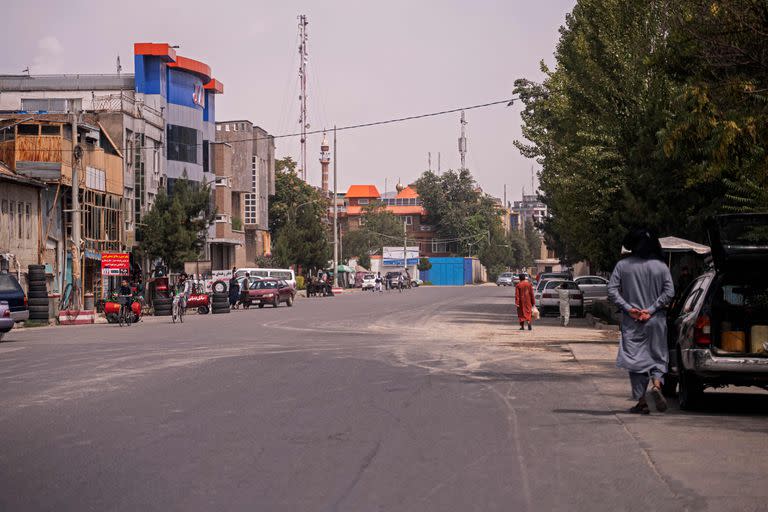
left=1, top=0, right=575, bottom=201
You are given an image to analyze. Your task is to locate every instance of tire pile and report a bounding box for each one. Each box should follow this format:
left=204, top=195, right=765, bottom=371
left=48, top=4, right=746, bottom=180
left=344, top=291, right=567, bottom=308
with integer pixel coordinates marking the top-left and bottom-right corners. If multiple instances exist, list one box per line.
left=211, top=282, right=230, bottom=314
left=153, top=295, right=172, bottom=316
left=27, top=264, right=49, bottom=321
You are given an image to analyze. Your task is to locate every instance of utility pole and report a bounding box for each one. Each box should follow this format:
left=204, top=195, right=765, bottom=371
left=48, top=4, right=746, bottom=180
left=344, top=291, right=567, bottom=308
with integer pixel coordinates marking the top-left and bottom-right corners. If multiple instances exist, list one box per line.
left=70, top=112, right=82, bottom=310
left=438, top=152, right=441, bottom=174
left=428, top=152, right=431, bottom=172
left=460, top=111, right=467, bottom=169
left=403, top=218, right=408, bottom=276
left=332, top=125, right=338, bottom=288
left=298, top=14, right=309, bottom=182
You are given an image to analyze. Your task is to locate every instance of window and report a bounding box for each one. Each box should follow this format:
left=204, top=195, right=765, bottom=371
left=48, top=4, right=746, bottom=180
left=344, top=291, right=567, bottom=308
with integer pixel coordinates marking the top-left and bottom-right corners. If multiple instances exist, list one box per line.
left=41, top=125, right=60, bottom=136
left=21, top=98, right=80, bottom=112
left=17, top=202, right=23, bottom=238
left=359, top=217, right=366, bottom=227
left=167, top=124, right=198, bottom=163
left=202, top=140, right=209, bottom=173
left=214, top=214, right=229, bottom=223
left=403, top=216, right=413, bottom=225
left=25, top=203, right=31, bottom=239
left=432, top=241, right=448, bottom=253
left=17, top=124, right=39, bottom=136
left=358, top=198, right=369, bottom=205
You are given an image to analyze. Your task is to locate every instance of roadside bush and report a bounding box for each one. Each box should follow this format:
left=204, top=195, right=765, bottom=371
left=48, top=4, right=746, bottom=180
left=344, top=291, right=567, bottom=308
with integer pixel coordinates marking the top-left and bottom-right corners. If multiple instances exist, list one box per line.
left=422, top=281, right=433, bottom=286
left=296, top=275, right=305, bottom=290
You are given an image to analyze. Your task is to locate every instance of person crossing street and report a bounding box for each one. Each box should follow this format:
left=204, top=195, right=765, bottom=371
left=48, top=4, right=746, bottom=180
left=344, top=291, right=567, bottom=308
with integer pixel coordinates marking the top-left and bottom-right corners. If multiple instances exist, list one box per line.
left=557, top=282, right=570, bottom=326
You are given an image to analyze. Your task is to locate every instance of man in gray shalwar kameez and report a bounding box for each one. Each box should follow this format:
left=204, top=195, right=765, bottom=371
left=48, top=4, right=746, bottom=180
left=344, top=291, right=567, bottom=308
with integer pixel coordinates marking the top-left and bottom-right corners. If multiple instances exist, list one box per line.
left=608, top=229, right=675, bottom=414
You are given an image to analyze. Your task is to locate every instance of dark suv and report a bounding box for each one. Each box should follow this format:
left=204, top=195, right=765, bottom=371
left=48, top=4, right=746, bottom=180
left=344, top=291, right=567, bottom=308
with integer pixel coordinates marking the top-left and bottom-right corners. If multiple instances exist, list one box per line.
left=0, top=272, right=28, bottom=323
left=665, top=214, right=768, bottom=409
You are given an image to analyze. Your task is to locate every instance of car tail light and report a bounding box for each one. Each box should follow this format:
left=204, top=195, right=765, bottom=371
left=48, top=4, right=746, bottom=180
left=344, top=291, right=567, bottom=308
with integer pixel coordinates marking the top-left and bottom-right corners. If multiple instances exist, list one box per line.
left=694, top=315, right=711, bottom=346
left=2, top=309, right=9, bottom=318
left=574, top=293, right=583, bottom=300
left=24, top=295, right=28, bottom=307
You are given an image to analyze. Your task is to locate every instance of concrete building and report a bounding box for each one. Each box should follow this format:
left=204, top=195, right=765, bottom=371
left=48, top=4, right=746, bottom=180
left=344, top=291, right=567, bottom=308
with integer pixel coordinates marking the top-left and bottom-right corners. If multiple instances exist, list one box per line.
left=215, top=121, right=275, bottom=263
left=209, top=141, right=246, bottom=270
left=511, top=193, right=547, bottom=230
left=0, top=42, right=225, bottom=256
left=0, top=114, right=125, bottom=298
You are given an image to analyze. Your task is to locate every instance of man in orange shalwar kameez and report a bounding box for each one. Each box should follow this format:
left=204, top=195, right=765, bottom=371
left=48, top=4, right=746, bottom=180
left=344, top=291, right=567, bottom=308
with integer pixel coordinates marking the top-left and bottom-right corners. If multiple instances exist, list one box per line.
left=514, top=274, right=536, bottom=331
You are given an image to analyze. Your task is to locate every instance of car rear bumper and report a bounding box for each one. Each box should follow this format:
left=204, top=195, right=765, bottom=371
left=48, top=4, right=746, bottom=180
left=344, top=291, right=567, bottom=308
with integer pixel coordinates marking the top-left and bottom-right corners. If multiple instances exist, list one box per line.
left=10, top=310, right=29, bottom=323
left=0, top=317, right=13, bottom=332
left=683, top=348, right=768, bottom=375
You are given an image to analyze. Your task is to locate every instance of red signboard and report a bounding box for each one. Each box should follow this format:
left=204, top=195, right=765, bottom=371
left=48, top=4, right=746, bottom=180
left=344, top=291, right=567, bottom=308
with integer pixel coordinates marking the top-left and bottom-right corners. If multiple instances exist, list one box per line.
left=101, top=253, right=130, bottom=276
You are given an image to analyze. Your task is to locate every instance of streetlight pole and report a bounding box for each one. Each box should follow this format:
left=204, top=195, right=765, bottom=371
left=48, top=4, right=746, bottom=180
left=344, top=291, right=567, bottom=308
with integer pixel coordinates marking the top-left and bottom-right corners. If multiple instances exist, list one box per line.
left=332, top=125, right=338, bottom=288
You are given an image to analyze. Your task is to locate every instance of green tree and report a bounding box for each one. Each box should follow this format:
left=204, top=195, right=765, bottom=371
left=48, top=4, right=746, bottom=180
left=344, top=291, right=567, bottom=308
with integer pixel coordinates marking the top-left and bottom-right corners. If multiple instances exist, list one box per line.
left=140, top=178, right=215, bottom=271
left=342, top=202, right=403, bottom=269
left=269, top=156, right=330, bottom=272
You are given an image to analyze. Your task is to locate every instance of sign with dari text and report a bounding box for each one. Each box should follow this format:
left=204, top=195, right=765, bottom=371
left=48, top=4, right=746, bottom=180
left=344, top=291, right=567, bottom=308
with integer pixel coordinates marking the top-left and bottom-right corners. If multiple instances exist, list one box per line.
left=101, top=253, right=130, bottom=276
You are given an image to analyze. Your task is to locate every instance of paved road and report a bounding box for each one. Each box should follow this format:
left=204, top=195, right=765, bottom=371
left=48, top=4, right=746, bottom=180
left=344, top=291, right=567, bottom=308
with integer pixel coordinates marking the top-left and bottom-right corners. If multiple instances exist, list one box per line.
left=1, top=286, right=767, bottom=511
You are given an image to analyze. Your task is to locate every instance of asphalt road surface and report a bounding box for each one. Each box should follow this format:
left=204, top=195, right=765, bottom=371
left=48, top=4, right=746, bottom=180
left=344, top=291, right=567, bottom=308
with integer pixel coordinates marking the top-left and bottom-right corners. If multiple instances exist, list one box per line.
left=1, top=286, right=767, bottom=511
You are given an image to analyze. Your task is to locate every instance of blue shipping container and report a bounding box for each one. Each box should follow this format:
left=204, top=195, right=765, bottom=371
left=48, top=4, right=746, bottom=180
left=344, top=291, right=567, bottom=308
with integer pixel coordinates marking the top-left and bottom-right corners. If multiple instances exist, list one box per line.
left=463, top=258, right=473, bottom=284
left=424, top=257, right=465, bottom=286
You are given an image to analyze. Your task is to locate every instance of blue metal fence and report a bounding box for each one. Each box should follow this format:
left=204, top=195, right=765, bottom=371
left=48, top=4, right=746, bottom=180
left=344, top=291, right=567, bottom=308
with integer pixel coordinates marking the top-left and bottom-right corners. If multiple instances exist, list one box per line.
left=421, top=257, right=465, bottom=286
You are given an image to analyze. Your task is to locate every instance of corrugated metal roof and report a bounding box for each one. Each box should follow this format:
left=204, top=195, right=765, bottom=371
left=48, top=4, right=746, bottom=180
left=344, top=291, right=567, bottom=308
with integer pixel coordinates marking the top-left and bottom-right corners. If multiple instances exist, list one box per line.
left=0, top=74, right=135, bottom=91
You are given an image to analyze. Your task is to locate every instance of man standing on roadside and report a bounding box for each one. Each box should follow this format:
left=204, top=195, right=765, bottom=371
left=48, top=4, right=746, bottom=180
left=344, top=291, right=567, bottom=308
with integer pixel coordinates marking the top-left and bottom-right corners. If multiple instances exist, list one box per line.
left=514, top=274, right=535, bottom=331
left=608, top=229, right=675, bottom=415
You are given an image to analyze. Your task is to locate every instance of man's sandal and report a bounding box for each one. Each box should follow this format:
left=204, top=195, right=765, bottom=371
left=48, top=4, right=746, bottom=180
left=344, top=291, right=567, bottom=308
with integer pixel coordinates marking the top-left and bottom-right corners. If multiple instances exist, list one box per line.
left=629, top=403, right=650, bottom=415
left=650, top=385, right=668, bottom=412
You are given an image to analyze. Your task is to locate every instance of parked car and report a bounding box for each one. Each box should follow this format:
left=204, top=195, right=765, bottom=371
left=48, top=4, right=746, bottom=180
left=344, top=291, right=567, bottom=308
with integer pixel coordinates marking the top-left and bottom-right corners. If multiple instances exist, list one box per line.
left=574, top=275, right=609, bottom=303
left=247, top=278, right=296, bottom=308
left=0, top=272, right=28, bottom=323
left=496, top=272, right=515, bottom=286
left=0, top=300, right=14, bottom=341
left=665, top=213, right=768, bottom=409
left=537, top=271, right=572, bottom=282
left=411, top=278, right=423, bottom=287
left=362, top=273, right=376, bottom=290
left=236, top=268, right=296, bottom=288
left=534, top=279, right=584, bottom=317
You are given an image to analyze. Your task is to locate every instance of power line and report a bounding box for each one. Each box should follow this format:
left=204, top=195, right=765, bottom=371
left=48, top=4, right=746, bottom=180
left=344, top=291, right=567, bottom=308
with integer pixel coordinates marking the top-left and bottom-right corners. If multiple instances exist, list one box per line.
left=3, top=97, right=515, bottom=154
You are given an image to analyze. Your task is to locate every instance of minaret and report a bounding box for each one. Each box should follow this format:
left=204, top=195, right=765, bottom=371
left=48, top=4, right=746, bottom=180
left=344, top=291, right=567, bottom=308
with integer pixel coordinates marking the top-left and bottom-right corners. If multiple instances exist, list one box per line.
left=320, top=132, right=331, bottom=193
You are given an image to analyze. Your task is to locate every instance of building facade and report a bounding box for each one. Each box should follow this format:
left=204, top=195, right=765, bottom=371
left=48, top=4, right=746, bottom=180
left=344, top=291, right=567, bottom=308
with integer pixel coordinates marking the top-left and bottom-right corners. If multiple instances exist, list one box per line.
left=215, top=120, right=275, bottom=264
left=0, top=114, right=125, bottom=297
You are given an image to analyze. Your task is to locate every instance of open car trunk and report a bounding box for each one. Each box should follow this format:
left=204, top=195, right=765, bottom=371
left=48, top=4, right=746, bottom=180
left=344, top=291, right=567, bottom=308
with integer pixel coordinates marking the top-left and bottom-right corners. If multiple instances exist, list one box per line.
left=710, top=274, right=768, bottom=356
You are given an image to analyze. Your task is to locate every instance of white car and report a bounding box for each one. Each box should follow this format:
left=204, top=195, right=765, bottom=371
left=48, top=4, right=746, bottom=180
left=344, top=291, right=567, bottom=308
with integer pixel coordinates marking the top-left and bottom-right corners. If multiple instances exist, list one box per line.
left=496, top=272, right=514, bottom=286
left=535, top=280, right=584, bottom=317
left=362, top=273, right=376, bottom=290
left=574, top=275, right=609, bottom=303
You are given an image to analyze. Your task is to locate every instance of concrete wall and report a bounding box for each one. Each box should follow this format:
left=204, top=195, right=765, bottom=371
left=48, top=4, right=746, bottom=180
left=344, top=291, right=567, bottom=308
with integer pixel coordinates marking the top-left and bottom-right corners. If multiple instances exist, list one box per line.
left=0, top=179, right=40, bottom=290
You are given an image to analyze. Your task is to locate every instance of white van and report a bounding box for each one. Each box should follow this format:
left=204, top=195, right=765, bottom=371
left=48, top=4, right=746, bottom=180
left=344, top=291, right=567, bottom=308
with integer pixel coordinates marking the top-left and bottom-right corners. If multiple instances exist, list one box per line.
left=235, top=268, right=296, bottom=288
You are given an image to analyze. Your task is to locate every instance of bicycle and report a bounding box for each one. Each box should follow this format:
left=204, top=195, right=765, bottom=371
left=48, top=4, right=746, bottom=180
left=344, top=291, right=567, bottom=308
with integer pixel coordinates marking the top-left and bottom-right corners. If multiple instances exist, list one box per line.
left=172, top=293, right=185, bottom=323
left=117, top=296, right=133, bottom=327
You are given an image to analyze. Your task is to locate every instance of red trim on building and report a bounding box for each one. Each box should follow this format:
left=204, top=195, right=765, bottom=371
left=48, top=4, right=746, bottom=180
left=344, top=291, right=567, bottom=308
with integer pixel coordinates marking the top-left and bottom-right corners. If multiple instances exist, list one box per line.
left=345, top=185, right=381, bottom=198
left=204, top=79, right=224, bottom=94
left=167, top=55, right=212, bottom=83
left=133, top=43, right=177, bottom=62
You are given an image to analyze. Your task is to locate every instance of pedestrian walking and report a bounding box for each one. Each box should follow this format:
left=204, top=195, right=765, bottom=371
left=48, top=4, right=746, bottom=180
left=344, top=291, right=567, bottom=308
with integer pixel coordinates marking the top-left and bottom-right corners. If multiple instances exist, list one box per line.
left=557, top=282, right=570, bottom=326
left=375, top=272, right=382, bottom=293
left=228, top=267, right=240, bottom=308
left=608, top=228, right=675, bottom=415
left=514, top=274, right=535, bottom=330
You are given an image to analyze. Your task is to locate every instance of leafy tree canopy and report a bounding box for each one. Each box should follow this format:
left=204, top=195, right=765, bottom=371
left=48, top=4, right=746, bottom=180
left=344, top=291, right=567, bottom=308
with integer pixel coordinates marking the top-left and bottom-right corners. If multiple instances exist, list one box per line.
left=140, top=177, right=215, bottom=272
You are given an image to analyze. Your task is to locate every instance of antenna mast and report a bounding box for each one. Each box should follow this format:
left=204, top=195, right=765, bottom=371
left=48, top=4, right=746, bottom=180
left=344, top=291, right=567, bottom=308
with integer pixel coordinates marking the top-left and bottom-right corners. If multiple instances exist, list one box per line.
left=458, top=111, right=467, bottom=170
left=298, top=14, right=309, bottom=182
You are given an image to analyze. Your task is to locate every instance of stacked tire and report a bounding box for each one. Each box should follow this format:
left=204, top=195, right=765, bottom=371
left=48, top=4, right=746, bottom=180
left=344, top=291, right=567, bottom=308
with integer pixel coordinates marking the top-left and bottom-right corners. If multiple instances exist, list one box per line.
left=153, top=295, right=172, bottom=317
left=27, top=264, right=49, bottom=321
left=211, top=292, right=230, bottom=314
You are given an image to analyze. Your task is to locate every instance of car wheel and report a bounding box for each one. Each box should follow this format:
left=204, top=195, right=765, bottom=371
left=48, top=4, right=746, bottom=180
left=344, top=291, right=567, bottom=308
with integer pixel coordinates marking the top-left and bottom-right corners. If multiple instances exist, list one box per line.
left=287, top=296, right=293, bottom=307
left=678, top=368, right=704, bottom=410
left=258, top=304, right=264, bottom=309
left=197, top=306, right=209, bottom=315
left=273, top=298, right=279, bottom=308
